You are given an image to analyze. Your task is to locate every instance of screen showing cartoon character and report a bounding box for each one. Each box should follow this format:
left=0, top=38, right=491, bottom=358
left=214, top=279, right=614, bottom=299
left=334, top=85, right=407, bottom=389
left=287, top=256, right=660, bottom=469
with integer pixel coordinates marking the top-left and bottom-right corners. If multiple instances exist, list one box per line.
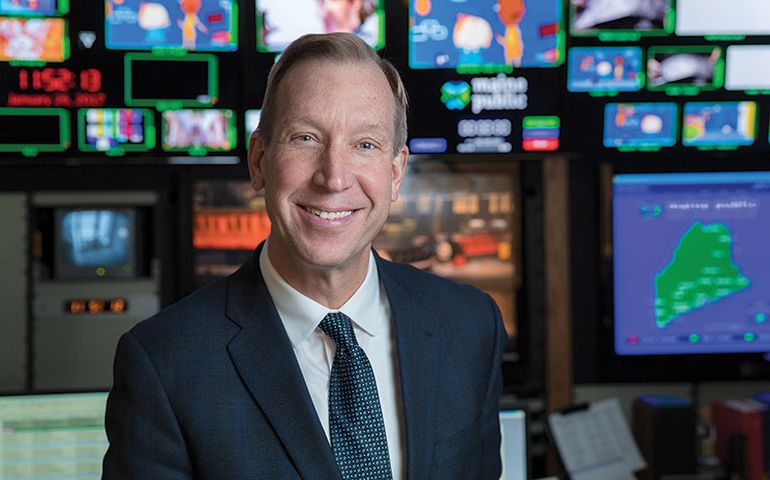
left=568, top=46, right=643, bottom=92
left=682, top=102, right=756, bottom=147
left=0, top=0, right=61, bottom=16
left=604, top=103, right=677, bottom=148
left=162, top=109, right=235, bottom=151
left=0, top=17, right=66, bottom=62
left=106, top=0, right=237, bottom=51
left=409, top=0, right=563, bottom=69
left=256, top=0, right=384, bottom=52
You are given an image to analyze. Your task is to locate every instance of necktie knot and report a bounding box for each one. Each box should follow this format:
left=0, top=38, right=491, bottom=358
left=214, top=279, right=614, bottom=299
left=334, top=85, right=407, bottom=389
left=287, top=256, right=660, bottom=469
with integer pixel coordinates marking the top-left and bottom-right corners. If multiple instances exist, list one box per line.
left=319, top=312, right=359, bottom=356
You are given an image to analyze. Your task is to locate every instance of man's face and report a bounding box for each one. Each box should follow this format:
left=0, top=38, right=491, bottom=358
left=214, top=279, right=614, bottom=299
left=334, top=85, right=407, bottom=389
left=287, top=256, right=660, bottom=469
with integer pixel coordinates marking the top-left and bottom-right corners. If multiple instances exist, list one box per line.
left=248, top=60, right=408, bottom=276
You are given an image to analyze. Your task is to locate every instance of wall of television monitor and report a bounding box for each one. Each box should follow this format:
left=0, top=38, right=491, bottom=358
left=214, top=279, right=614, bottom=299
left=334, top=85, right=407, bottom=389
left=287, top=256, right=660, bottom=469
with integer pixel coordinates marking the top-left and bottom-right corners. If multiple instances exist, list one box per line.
left=1, top=0, right=769, bottom=384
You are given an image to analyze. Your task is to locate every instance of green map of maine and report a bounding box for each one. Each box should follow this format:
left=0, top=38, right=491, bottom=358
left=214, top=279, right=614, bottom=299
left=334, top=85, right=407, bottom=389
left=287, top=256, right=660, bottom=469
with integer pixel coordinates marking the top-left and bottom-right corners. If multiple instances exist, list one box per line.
left=654, top=221, right=750, bottom=329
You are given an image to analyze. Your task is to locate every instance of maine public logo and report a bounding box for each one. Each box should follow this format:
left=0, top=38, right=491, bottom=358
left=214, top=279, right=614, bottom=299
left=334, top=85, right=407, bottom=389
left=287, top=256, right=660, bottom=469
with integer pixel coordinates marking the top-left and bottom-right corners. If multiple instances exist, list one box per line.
left=441, top=75, right=528, bottom=113
left=440, top=81, right=471, bottom=110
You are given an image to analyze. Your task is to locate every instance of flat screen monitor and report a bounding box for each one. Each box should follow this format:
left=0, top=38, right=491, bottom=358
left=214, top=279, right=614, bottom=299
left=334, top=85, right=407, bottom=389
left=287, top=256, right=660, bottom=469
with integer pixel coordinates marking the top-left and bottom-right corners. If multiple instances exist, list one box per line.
left=0, top=392, right=109, bottom=479
left=725, top=45, right=770, bottom=91
left=0, top=16, right=67, bottom=62
left=682, top=101, right=756, bottom=147
left=647, top=46, right=723, bottom=92
left=613, top=171, right=770, bottom=356
left=55, top=208, right=136, bottom=279
left=124, top=53, right=218, bottom=107
left=105, top=0, right=238, bottom=51
left=256, top=0, right=384, bottom=52
left=372, top=172, right=519, bottom=350
left=676, top=0, right=770, bottom=36
left=0, top=0, right=64, bottom=16
left=499, top=409, right=528, bottom=480
left=0, top=107, right=69, bottom=153
left=162, top=109, right=236, bottom=152
left=570, top=0, right=673, bottom=37
left=78, top=108, right=155, bottom=153
left=409, top=0, right=563, bottom=70
left=567, top=46, right=643, bottom=92
left=603, top=103, right=677, bottom=149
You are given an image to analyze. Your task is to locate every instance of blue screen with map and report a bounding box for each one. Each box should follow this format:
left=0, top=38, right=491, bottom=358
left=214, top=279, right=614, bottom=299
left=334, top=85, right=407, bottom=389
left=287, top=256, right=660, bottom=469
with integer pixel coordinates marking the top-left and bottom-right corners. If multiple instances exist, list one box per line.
left=613, top=172, right=770, bottom=355
left=604, top=103, right=677, bottom=149
left=568, top=46, right=643, bottom=92
left=409, top=0, right=563, bottom=69
left=105, top=0, right=237, bottom=51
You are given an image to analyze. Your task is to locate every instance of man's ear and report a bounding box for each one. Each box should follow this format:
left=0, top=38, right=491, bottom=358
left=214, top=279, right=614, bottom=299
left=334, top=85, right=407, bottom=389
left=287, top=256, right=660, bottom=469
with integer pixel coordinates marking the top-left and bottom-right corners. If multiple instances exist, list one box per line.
left=247, top=130, right=266, bottom=192
left=390, top=145, right=409, bottom=202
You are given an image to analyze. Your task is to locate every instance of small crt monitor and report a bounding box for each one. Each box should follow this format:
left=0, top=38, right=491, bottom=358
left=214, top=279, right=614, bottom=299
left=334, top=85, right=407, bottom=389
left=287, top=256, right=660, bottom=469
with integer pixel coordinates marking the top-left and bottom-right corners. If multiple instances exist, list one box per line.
left=106, top=0, right=238, bottom=51
left=79, top=108, right=155, bottom=153
left=647, top=46, right=723, bottom=92
left=55, top=208, right=136, bottom=279
left=603, top=103, right=677, bottom=150
left=499, top=409, right=528, bottom=480
left=409, top=0, right=563, bottom=70
left=567, top=46, right=643, bottom=93
left=613, top=171, right=770, bottom=355
left=682, top=101, right=757, bottom=148
left=257, top=0, right=384, bottom=52
left=0, top=392, right=109, bottom=478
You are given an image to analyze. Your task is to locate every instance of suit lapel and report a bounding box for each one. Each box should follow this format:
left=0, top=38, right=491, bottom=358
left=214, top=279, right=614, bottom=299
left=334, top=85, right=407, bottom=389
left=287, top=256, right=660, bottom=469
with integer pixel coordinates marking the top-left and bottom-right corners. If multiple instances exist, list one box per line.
left=225, top=249, right=341, bottom=480
left=378, top=258, right=439, bottom=480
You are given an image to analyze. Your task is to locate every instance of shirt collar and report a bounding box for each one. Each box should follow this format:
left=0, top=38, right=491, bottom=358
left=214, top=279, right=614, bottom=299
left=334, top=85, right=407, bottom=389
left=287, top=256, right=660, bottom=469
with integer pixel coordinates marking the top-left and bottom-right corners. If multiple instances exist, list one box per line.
left=259, top=240, right=384, bottom=348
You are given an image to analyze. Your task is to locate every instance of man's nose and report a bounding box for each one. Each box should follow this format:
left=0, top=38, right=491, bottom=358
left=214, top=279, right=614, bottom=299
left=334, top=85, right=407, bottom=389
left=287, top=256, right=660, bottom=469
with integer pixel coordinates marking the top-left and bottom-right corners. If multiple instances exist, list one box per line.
left=313, top=143, right=353, bottom=192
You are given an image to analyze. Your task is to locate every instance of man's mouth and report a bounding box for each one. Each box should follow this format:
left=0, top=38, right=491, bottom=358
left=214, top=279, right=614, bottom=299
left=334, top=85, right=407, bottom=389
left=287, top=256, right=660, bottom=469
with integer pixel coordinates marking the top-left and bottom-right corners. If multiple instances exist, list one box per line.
left=303, top=206, right=354, bottom=220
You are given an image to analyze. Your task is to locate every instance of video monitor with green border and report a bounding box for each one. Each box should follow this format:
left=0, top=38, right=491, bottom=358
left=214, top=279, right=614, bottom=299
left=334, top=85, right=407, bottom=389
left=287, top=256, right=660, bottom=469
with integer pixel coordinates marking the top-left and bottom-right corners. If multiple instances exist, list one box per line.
left=0, top=107, right=70, bottom=154
left=0, top=0, right=68, bottom=16
left=124, top=52, right=218, bottom=108
left=161, top=108, right=236, bottom=154
left=647, top=46, right=723, bottom=94
left=77, top=108, right=156, bottom=154
left=682, top=101, right=757, bottom=149
left=0, top=16, right=69, bottom=63
left=569, top=0, right=674, bottom=40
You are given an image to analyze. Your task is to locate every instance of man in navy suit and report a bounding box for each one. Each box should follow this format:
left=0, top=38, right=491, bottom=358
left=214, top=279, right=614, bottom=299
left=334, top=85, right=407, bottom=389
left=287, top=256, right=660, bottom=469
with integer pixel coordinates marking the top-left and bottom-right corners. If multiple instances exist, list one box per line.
left=103, top=32, right=505, bottom=480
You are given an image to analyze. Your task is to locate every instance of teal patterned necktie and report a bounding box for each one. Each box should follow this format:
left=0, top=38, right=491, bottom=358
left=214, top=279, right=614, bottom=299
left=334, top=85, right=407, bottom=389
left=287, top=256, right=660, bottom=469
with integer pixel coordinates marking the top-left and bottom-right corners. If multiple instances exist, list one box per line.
left=319, top=312, right=393, bottom=480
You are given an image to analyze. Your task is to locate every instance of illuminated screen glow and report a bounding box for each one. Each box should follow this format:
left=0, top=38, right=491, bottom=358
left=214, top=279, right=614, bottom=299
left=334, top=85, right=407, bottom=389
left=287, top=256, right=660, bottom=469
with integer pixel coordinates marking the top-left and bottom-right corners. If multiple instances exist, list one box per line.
left=78, top=108, right=155, bottom=152
left=257, top=0, right=384, bottom=52
left=676, top=0, right=770, bottom=36
left=106, top=0, right=238, bottom=51
left=725, top=45, right=770, bottom=91
left=567, top=46, right=643, bottom=92
left=162, top=109, right=236, bottom=151
left=0, top=17, right=67, bottom=62
left=409, top=0, right=563, bottom=69
left=647, top=46, right=723, bottom=91
left=570, top=0, right=672, bottom=36
left=682, top=101, right=756, bottom=147
left=56, top=209, right=136, bottom=279
left=500, top=410, right=527, bottom=480
left=603, top=103, right=678, bottom=149
left=0, top=0, right=63, bottom=16
left=0, top=393, right=109, bottom=478
left=613, top=172, right=770, bottom=355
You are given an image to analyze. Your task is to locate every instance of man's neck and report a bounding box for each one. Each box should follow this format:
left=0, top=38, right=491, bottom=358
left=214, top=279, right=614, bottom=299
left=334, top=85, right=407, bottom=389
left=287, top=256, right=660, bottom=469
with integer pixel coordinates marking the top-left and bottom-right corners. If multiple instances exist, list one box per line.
left=266, top=243, right=370, bottom=310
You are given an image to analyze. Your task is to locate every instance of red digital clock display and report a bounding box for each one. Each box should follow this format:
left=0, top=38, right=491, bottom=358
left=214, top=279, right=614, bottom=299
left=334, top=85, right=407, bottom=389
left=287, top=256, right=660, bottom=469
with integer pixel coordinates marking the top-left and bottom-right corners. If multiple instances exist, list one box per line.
left=6, top=67, right=107, bottom=108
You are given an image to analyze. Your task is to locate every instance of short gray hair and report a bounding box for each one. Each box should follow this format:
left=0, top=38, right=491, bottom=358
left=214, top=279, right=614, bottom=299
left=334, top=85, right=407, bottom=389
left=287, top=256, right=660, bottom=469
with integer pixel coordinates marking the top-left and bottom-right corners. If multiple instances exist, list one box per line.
left=257, top=32, right=408, bottom=154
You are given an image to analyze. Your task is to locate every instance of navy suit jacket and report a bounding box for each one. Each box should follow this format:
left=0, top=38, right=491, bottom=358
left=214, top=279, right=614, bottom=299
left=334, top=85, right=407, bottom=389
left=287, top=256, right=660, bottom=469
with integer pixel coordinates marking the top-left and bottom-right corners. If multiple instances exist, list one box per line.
left=102, top=246, right=506, bottom=479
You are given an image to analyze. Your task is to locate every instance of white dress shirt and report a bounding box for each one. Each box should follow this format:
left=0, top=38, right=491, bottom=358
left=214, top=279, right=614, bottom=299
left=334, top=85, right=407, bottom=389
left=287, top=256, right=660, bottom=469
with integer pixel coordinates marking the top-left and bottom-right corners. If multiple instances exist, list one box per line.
left=259, top=243, right=406, bottom=480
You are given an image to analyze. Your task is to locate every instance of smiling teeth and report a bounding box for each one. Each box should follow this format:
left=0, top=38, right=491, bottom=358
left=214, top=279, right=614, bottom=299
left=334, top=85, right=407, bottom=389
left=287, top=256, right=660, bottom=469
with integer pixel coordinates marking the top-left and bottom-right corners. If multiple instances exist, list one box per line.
left=307, top=208, right=353, bottom=219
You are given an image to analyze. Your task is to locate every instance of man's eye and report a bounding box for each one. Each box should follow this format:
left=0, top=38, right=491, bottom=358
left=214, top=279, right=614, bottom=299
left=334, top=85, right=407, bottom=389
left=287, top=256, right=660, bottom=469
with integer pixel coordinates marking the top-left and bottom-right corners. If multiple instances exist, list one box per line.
left=297, top=135, right=313, bottom=142
left=359, top=142, right=375, bottom=150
